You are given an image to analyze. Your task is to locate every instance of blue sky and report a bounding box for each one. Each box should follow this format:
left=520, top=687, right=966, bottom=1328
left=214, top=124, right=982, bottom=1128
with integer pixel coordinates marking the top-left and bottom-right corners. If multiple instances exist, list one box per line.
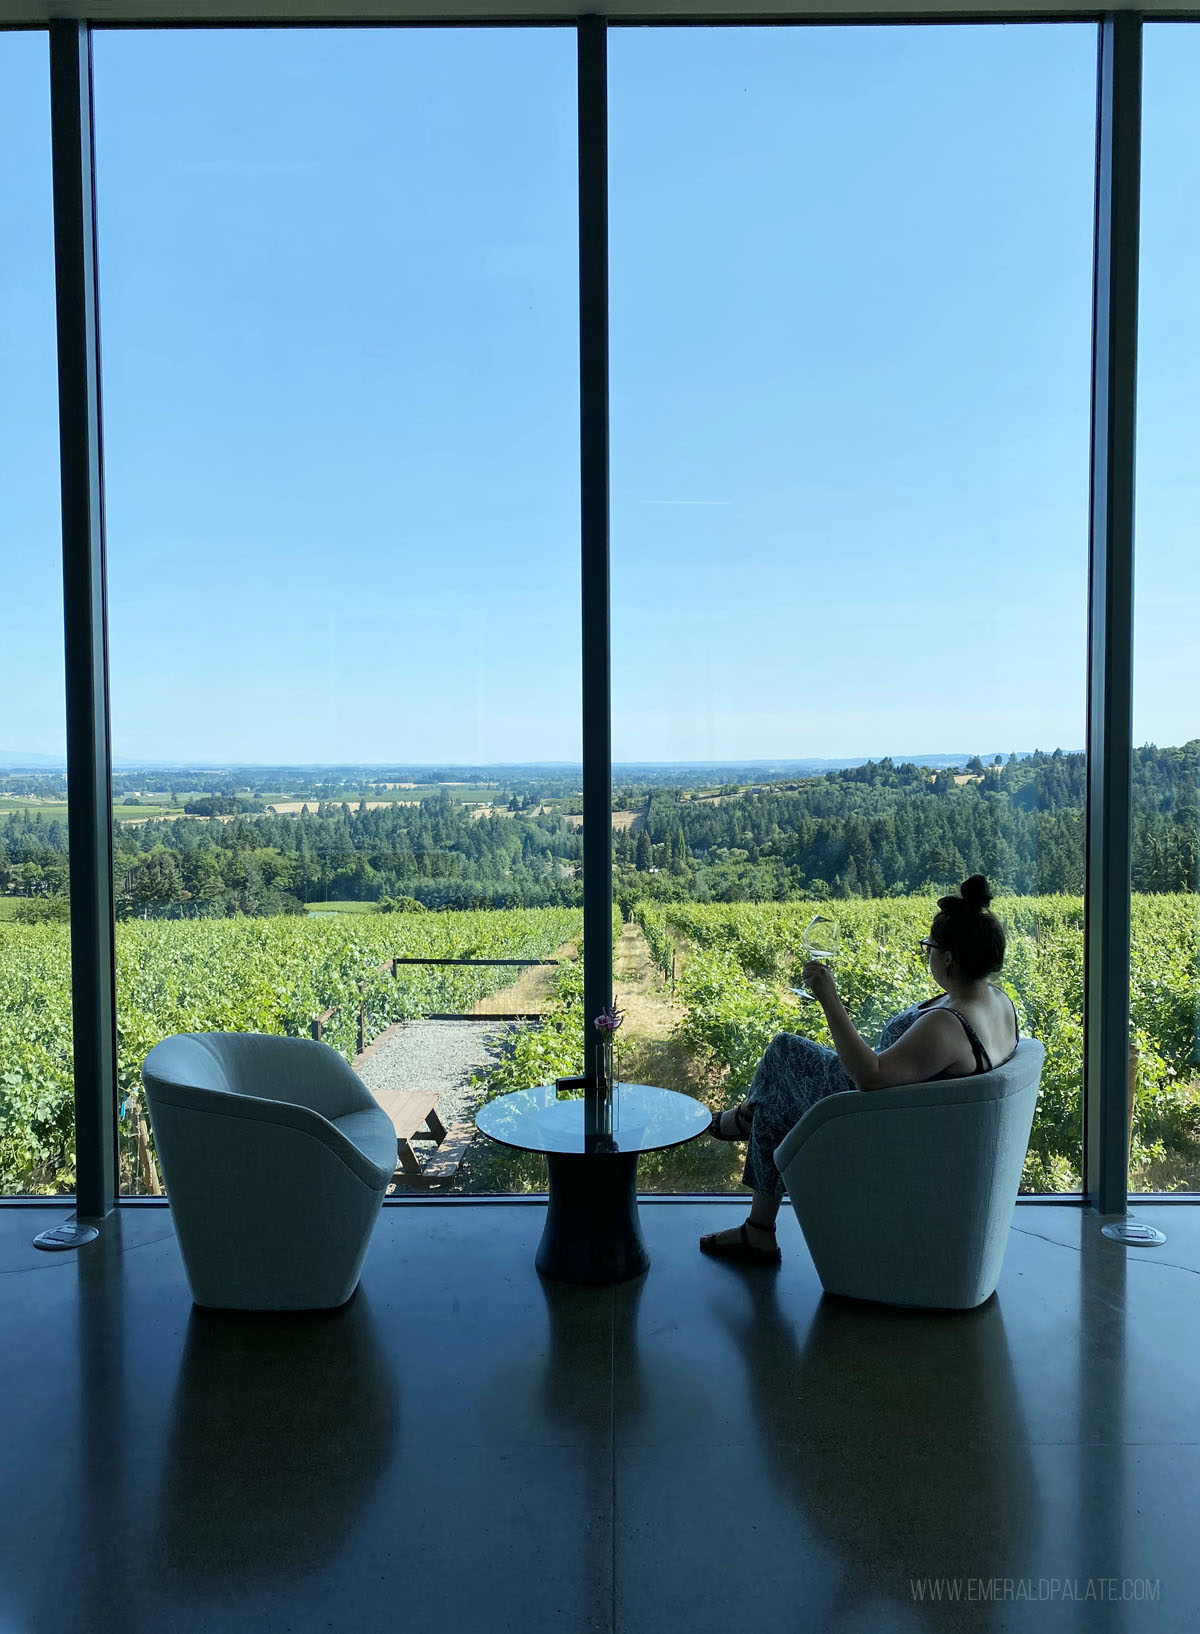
left=1, top=23, right=1197, bottom=765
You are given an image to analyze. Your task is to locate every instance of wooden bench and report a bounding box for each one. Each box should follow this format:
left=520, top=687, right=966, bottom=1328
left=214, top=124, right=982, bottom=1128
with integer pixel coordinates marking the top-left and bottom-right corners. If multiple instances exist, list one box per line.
left=369, top=1086, right=475, bottom=1188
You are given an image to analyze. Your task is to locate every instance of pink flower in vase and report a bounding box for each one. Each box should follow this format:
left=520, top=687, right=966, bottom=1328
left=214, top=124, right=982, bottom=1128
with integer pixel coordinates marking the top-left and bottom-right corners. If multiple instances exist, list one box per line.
left=593, top=1006, right=624, bottom=1099
left=593, top=1005, right=625, bottom=1035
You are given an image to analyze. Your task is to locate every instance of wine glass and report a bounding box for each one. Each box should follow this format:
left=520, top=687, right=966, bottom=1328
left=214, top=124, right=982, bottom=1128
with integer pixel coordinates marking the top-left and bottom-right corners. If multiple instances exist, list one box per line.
left=791, top=914, right=840, bottom=1003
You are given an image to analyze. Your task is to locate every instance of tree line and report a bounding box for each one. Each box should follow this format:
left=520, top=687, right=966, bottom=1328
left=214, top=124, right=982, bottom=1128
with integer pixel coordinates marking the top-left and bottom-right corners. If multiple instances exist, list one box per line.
left=616, top=745, right=1195, bottom=908
left=2, top=744, right=1197, bottom=918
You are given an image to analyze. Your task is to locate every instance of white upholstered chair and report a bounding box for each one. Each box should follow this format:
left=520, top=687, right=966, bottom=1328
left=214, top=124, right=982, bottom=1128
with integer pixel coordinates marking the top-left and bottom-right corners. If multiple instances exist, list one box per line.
left=142, top=1032, right=396, bottom=1311
left=774, top=1038, right=1044, bottom=1310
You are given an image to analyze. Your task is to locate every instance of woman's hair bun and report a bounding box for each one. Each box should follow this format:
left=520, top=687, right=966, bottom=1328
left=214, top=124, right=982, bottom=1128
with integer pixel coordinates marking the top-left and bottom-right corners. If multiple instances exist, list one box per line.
left=936, top=875, right=993, bottom=916
left=959, top=874, right=993, bottom=911
left=931, top=875, right=1005, bottom=978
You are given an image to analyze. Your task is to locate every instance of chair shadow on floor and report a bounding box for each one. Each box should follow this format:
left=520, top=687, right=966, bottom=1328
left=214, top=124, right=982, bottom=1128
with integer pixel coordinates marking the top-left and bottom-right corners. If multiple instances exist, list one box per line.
left=716, top=1276, right=1041, bottom=1634
left=152, top=1291, right=400, bottom=1590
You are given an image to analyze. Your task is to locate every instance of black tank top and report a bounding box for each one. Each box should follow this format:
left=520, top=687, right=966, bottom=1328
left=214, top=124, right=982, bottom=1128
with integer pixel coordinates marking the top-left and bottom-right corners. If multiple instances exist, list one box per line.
left=924, top=992, right=1019, bottom=1078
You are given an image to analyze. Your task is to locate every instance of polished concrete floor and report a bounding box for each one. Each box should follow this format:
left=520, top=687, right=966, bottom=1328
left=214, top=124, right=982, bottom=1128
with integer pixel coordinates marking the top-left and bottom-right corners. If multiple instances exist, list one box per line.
left=0, top=1199, right=1196, bottom=1634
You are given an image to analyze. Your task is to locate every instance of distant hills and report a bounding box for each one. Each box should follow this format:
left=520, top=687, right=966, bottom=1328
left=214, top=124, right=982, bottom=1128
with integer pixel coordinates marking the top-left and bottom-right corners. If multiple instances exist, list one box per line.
left=0, top=752, right=1041, bottom=775
left=0, top=750, right=66, bottom=769
left=3, top=743, right=1192, bottom=909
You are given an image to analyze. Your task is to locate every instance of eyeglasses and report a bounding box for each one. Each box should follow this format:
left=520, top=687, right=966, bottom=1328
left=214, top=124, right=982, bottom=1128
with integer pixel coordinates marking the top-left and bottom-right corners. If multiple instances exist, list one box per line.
left=919, top=938, right=942, bottom=961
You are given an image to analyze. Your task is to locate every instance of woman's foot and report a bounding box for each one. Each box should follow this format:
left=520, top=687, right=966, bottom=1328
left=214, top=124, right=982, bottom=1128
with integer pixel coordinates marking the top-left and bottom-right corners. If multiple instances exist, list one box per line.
left=708, top=1101, right=753, bottom=1141
left=698, top=1219, right=781, bottom=1265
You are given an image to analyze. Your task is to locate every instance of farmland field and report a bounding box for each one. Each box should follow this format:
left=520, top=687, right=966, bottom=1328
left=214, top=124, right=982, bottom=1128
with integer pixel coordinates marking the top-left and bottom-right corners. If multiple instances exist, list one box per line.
left=0, top=906, right=581, bottom=1195
left=466, top=893, right=1200, bottom=1194
left=630, top=895, right=1200, bottom=1193
left=0, top=800, right=176, bottom=822
left=3, top=892, right=1198, bottom=1198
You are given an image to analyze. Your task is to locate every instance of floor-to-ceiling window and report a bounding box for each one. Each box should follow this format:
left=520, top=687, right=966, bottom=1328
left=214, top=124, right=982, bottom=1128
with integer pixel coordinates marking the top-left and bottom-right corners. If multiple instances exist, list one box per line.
left=0, top=30, right=75, bottom=1198
left=1131, top=22, right=1200, bottom=1193
left=608, top=24, right=1096, bottom=1191
left=91, top=27, right=580, bottom=1195
left=1, top=16, right=1165, bottom=1209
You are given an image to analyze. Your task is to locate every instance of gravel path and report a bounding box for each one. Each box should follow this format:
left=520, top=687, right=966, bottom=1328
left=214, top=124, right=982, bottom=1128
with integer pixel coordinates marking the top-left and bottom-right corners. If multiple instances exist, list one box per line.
left=356, top=1019, right=516, bottom=1128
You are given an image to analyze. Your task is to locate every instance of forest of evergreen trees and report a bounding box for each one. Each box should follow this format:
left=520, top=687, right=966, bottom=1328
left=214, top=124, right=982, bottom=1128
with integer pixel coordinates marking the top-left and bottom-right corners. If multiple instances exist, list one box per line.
left=1, top=743, right=1197, bottom=918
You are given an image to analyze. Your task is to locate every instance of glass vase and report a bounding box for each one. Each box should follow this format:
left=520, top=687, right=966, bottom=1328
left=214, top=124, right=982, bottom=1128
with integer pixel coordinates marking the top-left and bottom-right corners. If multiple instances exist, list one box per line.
left=592, top=1037, right=616, bottom=1140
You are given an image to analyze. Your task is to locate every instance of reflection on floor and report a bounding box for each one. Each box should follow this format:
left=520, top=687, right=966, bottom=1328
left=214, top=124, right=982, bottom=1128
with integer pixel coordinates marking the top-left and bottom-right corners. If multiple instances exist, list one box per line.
left=1, top=1200, right=1196, bottom=1633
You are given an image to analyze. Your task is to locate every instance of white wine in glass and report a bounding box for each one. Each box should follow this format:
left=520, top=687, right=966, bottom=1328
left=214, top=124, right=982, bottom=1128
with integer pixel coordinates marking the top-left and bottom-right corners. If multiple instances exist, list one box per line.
left=791, top=914, right=841, bottom=1003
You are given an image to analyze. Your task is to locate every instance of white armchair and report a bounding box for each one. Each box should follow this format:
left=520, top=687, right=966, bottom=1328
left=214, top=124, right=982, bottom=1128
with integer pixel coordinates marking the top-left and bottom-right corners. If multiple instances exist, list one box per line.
left=774, top=1038, right=1044, bottom=1310
left=142, top=1032, right=397, bottom=1311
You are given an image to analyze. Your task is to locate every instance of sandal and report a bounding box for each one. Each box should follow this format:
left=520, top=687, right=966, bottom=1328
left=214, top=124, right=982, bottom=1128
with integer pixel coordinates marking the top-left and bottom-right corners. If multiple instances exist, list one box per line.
left=708, top=1102, right=754, bottom=1141
left=698, top=1222, right=782, bottom=1266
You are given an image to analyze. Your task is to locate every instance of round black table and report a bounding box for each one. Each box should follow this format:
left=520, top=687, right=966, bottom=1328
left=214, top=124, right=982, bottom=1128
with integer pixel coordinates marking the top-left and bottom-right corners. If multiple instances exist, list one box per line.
left=475, top=1083, right=711, bottom=1284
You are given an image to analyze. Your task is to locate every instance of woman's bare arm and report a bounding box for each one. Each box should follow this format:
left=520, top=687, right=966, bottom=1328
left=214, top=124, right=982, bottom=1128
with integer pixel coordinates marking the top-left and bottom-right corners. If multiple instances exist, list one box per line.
left=804, top=962, right=964, bottom=1091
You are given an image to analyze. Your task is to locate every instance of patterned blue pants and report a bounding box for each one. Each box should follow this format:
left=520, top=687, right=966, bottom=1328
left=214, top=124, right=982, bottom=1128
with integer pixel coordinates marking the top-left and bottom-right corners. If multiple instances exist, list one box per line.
left=740, top=1032, right=856, bottom=1199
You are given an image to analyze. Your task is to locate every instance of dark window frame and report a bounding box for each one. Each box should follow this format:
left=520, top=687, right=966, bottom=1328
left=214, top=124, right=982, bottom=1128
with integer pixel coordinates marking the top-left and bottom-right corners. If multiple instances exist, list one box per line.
left=15, top=10, right=1165, bottom=1217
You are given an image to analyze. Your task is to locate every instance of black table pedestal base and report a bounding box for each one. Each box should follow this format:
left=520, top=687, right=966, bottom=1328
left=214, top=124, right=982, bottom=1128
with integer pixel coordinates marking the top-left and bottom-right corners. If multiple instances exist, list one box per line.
left=536, top=1151, right=649, bottom=1284
left=476, top=1082, right=709, bottom=1283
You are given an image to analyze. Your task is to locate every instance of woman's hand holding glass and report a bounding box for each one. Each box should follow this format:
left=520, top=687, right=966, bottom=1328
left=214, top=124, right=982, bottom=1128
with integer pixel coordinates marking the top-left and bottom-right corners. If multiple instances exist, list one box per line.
left=800, top=959, right=837, bottom=1007
left=791, top=914, right=840, bottom=1005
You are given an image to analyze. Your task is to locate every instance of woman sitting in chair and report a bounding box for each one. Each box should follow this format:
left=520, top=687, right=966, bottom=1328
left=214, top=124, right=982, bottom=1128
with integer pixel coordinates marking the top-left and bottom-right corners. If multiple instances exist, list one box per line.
left=700, top=874, right=1019, bottom=1266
